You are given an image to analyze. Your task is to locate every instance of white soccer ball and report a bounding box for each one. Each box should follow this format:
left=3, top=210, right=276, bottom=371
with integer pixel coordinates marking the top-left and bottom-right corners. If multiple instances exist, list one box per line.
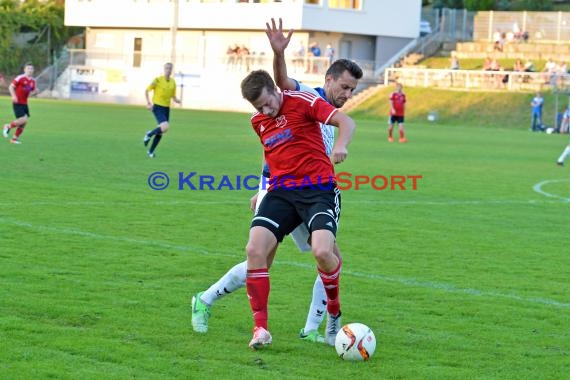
left=546, top=127, right=554, bottom=134
left=334, top=322, right=376, bottom=361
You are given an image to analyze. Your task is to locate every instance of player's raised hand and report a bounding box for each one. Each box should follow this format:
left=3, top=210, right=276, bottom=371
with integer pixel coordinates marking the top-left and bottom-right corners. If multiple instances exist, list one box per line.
left=265, top=18, right=293, bottom=54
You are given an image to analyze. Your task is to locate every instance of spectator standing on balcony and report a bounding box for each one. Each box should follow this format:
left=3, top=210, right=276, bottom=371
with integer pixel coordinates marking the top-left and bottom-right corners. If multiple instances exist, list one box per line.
left=3, top=62, right=36, bottom=144
left=325, top=43, right=335, bottom=65
left=293, top=40, right=306, bottom=72
left=388, top=82, right=407, bottom=143
left=530, top=92, right=544, bottom=132
left=309, top=42, right=322, bottom=73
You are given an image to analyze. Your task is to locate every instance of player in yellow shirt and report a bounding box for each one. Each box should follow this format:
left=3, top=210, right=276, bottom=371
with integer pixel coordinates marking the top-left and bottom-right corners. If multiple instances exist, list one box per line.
left=143, top=62, right=181, bottom=158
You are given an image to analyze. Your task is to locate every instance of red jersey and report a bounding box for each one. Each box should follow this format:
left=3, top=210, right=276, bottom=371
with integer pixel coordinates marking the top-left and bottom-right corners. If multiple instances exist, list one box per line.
left=251, top=90, right=338, bottom=190
left=11, top=74, right=36, bottom=105
left=390, top=91, right=406, bottom=116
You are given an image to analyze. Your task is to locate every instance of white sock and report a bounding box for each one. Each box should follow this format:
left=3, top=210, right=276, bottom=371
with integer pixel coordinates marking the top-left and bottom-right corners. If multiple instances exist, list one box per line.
left=200, top=261, right=247, bottom=306
left=302, top=275, right=327, bottom=333
left=558, top=145, right=570, bottom=163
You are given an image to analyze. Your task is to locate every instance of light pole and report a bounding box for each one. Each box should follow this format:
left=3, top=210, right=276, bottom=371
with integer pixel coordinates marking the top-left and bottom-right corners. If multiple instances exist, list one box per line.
left=171, top=0, right=179, bottom=65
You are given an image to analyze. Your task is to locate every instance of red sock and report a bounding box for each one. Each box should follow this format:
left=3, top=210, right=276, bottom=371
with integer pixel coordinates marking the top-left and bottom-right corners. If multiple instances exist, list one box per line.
left=14, top=127, right=24, bottom=138
left=318, top=260, right=342, bottom=316
left=246, top=268, right=270, bottom=330
left=399, top=129, right=405, bottom=139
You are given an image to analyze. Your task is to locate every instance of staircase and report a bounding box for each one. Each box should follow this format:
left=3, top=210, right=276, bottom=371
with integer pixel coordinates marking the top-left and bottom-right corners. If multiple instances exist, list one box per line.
left=341, top=84, right=384, bottom=113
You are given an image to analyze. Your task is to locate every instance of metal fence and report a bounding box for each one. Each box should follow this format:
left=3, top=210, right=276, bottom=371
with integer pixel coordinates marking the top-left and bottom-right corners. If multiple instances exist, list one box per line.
left=422, top=8, right=476, bottom=42
left=474, top=11, right=570, bottom=43
left=385, top=67, right=570, bottom=93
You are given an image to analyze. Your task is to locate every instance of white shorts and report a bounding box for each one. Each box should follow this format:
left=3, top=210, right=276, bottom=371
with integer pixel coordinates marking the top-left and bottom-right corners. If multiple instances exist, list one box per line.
left=256, top=186, right=311, bottom=252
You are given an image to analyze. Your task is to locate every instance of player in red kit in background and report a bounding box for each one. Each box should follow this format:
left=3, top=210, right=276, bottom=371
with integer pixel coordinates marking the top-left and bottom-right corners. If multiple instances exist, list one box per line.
left=388, top=82, right=407, bottom=143
left=3, top=62, right=37, bottom=144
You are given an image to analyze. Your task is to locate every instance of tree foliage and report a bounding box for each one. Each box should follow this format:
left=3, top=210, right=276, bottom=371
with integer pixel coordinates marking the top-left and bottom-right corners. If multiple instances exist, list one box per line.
left=430, top=0, right=554, bottom=10
left=0, top=0, right=81, bottom=78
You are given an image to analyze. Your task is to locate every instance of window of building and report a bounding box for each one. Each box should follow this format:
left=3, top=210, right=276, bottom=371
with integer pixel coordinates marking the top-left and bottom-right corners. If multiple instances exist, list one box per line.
left=133, top=38, right=142, bottom=68
left=328, top=0, right=361, bottom=10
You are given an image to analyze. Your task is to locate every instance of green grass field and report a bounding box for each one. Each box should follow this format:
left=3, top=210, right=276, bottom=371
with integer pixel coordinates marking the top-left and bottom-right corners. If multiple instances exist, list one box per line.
left=1, top=96, right=569, bottom=379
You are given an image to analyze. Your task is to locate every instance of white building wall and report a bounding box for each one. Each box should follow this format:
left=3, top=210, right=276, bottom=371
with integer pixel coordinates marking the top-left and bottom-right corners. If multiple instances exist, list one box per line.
left=63, top=0, right=423, bottom=111
left=65, top=0, right=422, bottom=38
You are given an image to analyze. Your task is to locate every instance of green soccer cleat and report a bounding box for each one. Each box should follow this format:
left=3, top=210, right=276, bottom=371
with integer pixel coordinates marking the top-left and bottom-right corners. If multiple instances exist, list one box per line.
left=191, top=292, right=211, bottom=333
left=299, top=328, right=326, bottom=344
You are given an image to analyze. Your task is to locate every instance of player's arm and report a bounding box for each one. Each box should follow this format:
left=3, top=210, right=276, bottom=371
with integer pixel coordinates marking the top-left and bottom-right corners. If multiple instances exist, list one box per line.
left=265, top=18, right=297, bottom=91
left=8, top=82, right=17, bottom=103
left=328, top=111, right=356, bottom=165
left=144, top=87, right=153, bottom=109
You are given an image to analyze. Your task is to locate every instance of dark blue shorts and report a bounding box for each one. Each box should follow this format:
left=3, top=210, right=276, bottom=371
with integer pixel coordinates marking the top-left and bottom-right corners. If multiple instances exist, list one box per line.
left=390, top=115, right=404, bottom=124
left=152, top=104, right=170, bottom=124
left=13, top=103, right=30, bottom=118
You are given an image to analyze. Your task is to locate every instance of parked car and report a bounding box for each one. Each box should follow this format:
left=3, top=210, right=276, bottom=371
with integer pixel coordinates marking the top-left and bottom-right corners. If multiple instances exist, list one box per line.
left=420, top=20, right=432, bottom=36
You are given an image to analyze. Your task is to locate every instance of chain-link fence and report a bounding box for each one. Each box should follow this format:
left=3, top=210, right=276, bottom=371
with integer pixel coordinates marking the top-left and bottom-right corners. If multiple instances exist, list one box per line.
left=474, top=11, right=570, bottom=43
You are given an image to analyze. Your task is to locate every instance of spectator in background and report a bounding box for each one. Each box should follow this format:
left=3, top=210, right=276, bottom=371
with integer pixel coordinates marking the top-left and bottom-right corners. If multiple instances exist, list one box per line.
left=559, top=106, right=570, bottom=134
left=493, top=29, right=503, bottom=52
left=512, top=21, right=521, bottom=40
left=325, top=43, right=335, bottom=65
left=293, top=40, right=306, bottom=71
left=309, top=42, right=321, bottom=73
left=513, top=59, right=524, bottom=72
left=530, top=92, right=544, bottom=132
left=543, top=58, right=557, bottom=84
left=238, top=44, right=251, bottom=71
left=483, top=56, right=492, bottom=71
left=226, top=43, right=239, bottom=69
left=449, top=51, right=460, bottom=86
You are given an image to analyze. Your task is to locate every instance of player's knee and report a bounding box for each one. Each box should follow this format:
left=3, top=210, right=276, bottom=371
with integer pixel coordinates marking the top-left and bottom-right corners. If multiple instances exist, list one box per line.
left=160, top=123, right=169, bottom=133
left=246, top=240, right=266, bottom=262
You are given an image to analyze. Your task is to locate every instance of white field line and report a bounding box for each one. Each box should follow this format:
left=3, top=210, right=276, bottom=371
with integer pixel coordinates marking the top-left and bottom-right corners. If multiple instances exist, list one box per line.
left=532, top=179, right=570, bottom=202
left=1, top=218, right=568, bottom=309
left=0, top=198, right=568, bottom=207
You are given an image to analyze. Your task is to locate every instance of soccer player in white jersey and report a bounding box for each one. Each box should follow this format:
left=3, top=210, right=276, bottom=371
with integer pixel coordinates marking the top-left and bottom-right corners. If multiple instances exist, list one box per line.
left=191, top=18, right=362, bottom=345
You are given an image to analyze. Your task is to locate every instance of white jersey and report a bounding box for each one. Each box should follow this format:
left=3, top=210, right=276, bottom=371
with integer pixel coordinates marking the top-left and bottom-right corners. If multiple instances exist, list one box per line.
left=298, top=82, right=335, bottom=155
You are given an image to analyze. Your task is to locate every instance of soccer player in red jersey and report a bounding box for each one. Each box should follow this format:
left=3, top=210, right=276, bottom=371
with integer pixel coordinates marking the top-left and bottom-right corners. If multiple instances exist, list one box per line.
left=388, top=82, right=407, bottom=143
left=3, top=63, right=37, bottom=144
left=240, top=70, right=356, bottom=349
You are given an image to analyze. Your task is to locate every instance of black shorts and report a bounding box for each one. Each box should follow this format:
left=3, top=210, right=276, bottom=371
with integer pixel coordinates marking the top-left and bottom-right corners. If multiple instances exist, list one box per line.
left=13, top=103, right=30, bottom=118
left=251, top=185, right=341, bottom=243
left=390, top=115, right=404, bottom=124
left=152, top=104, right=170, bottom=124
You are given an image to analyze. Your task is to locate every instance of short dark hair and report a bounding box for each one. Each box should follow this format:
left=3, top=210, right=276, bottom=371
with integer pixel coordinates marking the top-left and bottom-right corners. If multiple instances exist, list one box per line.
left=241, top=70, right=276, bottom=102
left=326, top=59, right=363, bottom=80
